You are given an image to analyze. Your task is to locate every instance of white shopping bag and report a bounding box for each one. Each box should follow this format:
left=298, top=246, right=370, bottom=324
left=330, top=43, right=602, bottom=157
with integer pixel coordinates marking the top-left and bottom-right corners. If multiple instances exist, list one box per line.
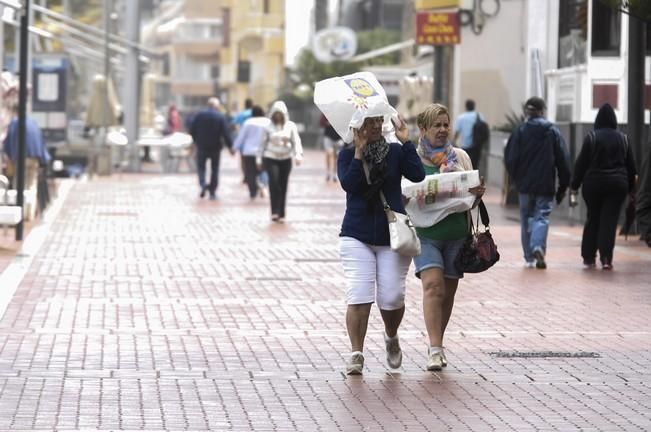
left=402, top=170, right=481, bottom=227
left=314, top=71, right=397, bottom=143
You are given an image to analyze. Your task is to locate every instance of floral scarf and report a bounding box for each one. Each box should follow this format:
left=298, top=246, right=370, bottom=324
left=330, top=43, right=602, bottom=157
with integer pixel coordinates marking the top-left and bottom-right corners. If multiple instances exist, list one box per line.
left=417, top=137, right=459, bottom=173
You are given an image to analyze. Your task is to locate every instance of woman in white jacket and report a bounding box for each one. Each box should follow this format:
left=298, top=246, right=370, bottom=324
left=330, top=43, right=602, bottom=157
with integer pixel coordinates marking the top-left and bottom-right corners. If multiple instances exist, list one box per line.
left=257, top=101, right=303, bottom=223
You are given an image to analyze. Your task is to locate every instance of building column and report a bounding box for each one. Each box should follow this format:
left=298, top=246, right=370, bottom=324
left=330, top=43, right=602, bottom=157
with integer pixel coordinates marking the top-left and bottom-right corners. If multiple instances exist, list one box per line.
left=124, top=0, right=141, bottom=171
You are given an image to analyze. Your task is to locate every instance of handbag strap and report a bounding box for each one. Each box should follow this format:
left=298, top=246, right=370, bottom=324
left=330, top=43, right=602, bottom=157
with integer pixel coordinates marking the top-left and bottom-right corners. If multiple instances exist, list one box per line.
left=468, top=200, right=490, bottom=233
left=478, top=200, right=490, bottom=226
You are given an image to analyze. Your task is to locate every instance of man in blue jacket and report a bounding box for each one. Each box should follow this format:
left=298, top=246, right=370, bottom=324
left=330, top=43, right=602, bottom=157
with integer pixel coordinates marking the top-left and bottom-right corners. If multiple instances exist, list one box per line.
left=504, top=97, right=571, bottom=269
left=189, top=97, right=234, bottom=200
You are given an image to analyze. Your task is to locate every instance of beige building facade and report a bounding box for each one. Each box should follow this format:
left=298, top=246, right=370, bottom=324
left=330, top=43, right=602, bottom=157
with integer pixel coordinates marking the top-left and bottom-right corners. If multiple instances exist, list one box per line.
left=150, top=0, right=285, bottom=115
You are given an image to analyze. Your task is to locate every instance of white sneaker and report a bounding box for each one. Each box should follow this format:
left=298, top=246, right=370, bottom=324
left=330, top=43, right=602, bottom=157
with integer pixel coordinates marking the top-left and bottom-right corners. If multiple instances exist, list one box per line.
left=427, top=348, right=444, bottom=371
left=346, top=351, right=364, bottom=375
left=441, top=349, right=448, bottom=367
left=524, top=260, right=535, bottom=268
left=384, top=334, right=402, bottom=369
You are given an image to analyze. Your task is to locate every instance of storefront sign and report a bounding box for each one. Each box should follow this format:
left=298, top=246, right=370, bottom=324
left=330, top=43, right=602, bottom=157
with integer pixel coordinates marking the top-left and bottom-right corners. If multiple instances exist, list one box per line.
left=416, top=12, right=461, bottom=46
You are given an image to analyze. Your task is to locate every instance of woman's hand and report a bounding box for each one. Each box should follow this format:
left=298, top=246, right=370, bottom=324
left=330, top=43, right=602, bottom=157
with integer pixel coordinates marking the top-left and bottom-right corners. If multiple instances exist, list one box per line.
left=468, top=176, right=486, bottom=198
left=393, top=115, right=409, bottom=144
left=353, top=128, right=368, bottom=159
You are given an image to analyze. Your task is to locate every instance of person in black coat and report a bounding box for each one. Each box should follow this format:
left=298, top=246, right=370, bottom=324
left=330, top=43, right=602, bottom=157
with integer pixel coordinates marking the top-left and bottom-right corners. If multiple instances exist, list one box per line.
left=189, top=97, right=234, bottom=200
left=570, top=103, right=637, bottom=270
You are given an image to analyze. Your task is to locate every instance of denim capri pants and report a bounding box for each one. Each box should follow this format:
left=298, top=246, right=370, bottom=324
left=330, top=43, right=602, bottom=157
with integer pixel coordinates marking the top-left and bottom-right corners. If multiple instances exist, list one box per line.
left=413, top=237, right=466, bottom=280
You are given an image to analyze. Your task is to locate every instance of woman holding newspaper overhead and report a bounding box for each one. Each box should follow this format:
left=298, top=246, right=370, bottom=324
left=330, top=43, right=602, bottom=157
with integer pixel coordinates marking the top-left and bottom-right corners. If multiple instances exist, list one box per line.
left=409, top=103, right=485, bottom=371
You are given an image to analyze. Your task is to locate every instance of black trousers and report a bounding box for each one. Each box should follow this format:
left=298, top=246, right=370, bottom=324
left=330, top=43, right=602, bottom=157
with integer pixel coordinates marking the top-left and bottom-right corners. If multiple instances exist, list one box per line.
left=196, top=148, right=221, bottom=194
left=263, top=157, right=292, bottom=218
left=581, top=178, right=628, bottom=265
left=243, top=156, right=259, bottom=198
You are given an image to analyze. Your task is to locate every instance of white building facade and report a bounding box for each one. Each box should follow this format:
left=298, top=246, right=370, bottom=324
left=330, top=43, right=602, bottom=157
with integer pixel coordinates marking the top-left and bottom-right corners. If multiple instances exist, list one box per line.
left=454, top=0, right=649, bottom=127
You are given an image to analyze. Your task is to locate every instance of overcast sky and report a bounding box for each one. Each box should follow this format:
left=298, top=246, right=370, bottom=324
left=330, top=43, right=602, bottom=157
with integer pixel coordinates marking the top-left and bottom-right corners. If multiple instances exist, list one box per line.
left=284, top=0, right=314, bottom=66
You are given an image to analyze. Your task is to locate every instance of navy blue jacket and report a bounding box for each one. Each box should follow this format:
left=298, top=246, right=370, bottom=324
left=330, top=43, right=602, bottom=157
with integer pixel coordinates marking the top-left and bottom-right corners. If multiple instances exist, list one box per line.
left=504, top=117, right=571, bottom=196
left=189, top=108, right=233, bottom=151
left=338, top=141, right=425, bottom=246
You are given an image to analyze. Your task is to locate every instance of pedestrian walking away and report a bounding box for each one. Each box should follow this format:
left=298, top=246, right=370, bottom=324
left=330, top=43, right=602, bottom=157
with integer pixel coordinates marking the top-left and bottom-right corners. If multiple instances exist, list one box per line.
left=164, top=103, right=182, bottom=135
left=189, top=97, right=235, bottom=200
left=454, top=99, right=489, bottom=170
left=233, top=106, right=270, bottom=200
left=570, top=103, right=637, bottom=270
left=257, top=101, right=303, bottom=223
left=411, top=103, right=485, bottom=371
left=504, top=96, right=571, bottom=269
left=233, top=98, right=254, bottom=184
left=336, top=112, right=425, bottom=374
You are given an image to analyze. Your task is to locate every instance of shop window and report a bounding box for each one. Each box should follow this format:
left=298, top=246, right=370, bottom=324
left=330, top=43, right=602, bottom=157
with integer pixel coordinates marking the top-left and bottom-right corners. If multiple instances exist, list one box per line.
left=591, top=0, right=621, bottom=55
left=558, top=0, right=588, bottom=68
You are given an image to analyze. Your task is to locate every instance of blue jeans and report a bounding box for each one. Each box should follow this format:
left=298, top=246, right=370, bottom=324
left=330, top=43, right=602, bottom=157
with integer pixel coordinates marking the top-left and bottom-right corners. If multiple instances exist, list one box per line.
left=519, top=193, right=553, bottom=262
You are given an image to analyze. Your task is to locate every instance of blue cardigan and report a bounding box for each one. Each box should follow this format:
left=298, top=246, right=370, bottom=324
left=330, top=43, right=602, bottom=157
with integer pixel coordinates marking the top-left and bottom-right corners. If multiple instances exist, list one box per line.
left=338, top=140, right=425, bottom=246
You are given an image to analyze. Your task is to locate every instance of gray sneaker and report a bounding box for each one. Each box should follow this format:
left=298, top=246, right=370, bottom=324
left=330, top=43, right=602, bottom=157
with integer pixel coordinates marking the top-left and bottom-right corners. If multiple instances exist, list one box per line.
left=384, top=334, right=402, bottom=369
left=346, top=352, right=364, bottom=375
left=427, top=350, right=444, bottom=371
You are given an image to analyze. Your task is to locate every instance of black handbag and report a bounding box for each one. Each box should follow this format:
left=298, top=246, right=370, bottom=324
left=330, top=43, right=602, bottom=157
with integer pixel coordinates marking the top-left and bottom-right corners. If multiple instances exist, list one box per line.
left=455, top=200, right=500, bottom=273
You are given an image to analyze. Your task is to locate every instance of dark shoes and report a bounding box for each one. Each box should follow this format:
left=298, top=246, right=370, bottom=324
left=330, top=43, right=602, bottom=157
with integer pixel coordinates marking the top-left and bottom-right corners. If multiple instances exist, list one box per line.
left=584, top=257, right=612, bottom=270
left=199, top=187, right=217, bottom=200
left=532, top=249, right=547, bottom=269
left=583, top=259, right=596, bottom=269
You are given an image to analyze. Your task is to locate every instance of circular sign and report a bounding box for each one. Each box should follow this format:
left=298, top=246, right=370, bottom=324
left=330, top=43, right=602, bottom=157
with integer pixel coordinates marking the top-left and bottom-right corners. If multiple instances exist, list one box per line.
left=312, top=27, right=358, bottom=63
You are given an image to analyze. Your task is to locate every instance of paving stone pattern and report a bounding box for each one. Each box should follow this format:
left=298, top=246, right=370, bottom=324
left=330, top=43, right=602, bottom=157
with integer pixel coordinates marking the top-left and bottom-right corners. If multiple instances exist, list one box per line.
left=0, top=152, right=650, bottom=431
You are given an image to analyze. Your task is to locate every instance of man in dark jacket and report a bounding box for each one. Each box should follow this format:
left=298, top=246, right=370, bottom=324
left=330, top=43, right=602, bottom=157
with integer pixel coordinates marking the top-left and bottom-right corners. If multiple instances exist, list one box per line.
left=189, top=97, right=234, bottom=200
left=504, top=97, right=571, bottom=269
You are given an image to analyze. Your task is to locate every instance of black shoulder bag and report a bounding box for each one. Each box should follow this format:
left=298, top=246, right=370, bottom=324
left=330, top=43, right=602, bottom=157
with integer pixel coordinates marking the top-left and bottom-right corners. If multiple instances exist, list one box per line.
left=455, top=200, right=500, bottom=273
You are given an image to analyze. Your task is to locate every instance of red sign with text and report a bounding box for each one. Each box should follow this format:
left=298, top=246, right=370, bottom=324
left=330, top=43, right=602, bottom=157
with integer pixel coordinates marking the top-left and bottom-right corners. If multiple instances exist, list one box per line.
left=416, top=12, right=461, bottom=46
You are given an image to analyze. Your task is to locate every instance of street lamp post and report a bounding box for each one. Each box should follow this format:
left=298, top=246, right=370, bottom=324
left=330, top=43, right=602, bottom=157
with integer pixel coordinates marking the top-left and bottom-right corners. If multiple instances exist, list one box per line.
left=16, top=0, right=30, bottom=241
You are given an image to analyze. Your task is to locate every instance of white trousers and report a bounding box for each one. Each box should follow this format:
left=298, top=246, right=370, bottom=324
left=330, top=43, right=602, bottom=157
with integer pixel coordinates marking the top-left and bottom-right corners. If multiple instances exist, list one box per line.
left=339, top=236, right=411, bottom=310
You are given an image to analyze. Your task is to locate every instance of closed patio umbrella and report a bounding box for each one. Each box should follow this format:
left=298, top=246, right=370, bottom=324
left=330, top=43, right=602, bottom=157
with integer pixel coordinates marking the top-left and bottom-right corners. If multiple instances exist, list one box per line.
left=85, top=74, right=120, bottom=128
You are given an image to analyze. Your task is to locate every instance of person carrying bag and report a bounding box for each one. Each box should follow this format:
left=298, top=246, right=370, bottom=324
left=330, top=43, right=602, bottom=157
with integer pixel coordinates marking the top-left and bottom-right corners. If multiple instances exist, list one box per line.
left=314, top=72, right=426, bottom=375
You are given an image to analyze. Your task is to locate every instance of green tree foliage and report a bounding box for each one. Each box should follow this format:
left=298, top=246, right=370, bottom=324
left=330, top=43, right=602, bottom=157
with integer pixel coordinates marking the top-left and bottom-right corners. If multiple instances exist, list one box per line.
left=599, top=0, right=651, bottom=22
left=293, top=28, right=402, bottom=89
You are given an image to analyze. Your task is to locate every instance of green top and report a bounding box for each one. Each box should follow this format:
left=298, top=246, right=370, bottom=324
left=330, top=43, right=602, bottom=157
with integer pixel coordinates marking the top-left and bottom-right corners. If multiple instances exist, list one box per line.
left=415, top=164, right=468, bottom=241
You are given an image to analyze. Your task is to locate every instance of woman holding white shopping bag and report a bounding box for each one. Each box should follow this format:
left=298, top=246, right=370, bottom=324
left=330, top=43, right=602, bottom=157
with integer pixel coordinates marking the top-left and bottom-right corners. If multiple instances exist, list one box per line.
left=316, top=72, right=425, bottom=375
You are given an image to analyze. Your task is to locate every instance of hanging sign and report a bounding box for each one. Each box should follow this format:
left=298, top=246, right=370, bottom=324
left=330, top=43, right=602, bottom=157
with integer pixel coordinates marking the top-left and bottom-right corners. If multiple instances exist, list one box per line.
left=416, top=12, right=461, bottom=45
left=415, top=0, right=460, bottom=10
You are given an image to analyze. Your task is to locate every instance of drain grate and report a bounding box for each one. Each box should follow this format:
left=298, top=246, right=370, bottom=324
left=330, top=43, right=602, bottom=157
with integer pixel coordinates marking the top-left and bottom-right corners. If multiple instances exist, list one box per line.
left=97, top=211, right=138, bottom=217
left=489, top=351, right=601, bottom=358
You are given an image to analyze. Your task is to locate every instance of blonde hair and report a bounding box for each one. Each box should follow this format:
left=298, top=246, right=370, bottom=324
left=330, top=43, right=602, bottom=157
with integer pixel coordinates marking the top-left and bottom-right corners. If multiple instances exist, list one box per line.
left=417, top=103, right=450, bottom=131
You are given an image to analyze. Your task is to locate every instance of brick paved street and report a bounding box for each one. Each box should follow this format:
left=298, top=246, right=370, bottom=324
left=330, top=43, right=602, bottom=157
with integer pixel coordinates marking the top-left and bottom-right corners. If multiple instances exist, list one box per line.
left=0, top=150, right=650, bottom=431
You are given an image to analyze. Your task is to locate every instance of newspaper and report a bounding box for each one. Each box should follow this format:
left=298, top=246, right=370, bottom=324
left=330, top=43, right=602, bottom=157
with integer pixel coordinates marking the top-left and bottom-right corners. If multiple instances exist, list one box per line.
left=402, top=170, right=481, bottom=227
